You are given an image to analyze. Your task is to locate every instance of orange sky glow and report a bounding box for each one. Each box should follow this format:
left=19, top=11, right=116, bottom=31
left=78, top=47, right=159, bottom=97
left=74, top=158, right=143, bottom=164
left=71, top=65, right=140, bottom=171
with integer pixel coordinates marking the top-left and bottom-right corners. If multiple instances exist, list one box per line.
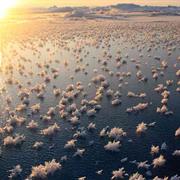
left=14, top=0, right=180, bottom=7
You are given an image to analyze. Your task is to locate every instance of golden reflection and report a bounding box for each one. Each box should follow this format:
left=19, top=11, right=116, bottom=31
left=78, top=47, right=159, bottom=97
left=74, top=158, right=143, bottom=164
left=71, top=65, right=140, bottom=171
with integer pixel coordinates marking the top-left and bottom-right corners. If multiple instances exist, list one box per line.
left=0, top=52, right=2, bottom=66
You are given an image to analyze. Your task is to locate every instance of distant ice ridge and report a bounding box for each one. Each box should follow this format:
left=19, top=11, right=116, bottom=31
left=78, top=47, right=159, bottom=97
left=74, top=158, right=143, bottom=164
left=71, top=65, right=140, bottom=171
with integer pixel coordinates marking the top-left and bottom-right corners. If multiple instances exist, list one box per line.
left=26, top=4, right=180, bottom=20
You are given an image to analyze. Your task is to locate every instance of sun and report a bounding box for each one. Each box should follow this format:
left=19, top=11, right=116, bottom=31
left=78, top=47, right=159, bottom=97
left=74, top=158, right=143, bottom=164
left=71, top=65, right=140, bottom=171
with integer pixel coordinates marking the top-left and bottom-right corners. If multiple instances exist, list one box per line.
left=0, top=0, right=18, bottom=19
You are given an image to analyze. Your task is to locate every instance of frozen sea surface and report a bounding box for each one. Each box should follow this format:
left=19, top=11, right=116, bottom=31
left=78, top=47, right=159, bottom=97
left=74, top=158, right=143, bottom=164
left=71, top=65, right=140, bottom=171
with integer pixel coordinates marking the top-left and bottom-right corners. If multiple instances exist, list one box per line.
left=0, top=19, right=179, bottom=179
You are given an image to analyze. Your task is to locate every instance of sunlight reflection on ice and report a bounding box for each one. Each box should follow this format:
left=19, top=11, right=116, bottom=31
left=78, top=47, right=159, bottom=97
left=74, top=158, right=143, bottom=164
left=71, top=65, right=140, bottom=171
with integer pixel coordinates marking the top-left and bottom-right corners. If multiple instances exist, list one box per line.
left=0, top=52, right=2, bottom=66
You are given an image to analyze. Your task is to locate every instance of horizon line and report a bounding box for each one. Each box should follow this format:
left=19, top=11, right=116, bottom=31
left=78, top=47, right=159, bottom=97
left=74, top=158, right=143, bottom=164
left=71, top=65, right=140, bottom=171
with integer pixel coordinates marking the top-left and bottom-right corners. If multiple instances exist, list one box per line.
left=13, top=3, right=180, bottom=9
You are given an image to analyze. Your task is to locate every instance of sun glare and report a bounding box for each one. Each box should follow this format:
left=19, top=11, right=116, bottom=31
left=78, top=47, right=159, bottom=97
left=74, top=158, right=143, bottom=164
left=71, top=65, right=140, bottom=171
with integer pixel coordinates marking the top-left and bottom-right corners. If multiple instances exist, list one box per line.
left=0, top=0, right=18, bottom=19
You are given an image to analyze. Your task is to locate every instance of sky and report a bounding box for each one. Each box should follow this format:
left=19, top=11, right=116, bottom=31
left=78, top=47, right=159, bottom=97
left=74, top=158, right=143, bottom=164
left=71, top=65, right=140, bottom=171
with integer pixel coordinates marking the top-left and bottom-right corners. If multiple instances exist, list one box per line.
left=17, top=0, right=180, bottom=7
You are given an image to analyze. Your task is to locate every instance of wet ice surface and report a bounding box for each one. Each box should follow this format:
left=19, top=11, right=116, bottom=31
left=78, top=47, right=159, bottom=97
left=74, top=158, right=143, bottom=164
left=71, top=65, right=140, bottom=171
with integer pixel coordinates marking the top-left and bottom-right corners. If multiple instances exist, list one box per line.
left=0, top=18, right=180, bottom=179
